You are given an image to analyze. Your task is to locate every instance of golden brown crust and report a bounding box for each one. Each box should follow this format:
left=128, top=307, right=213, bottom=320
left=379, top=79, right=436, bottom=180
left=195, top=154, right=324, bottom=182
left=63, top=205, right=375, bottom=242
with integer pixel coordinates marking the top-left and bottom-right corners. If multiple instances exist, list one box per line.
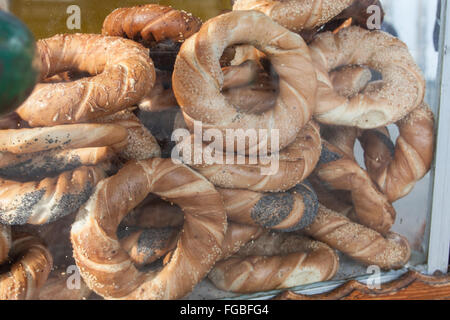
left=177, top=121, right=322, bottom=192
left=232, top=0, right=354, bottom=32
left=173, top=10, right=317, bottom=155
left=102, top=4, right=202, bottom=45
left=0, top=234, right=53, bottom=300
left=359, top=103, right=435, bottom=202
left=304, top=204, right=411, bottom=269
left=311, top=26, right=425, bottom=128
left=71, top=158, right=227, bottom=300
left=209, top=232, right=339, bottom=293
left=17, top=34, right=155, bottom=126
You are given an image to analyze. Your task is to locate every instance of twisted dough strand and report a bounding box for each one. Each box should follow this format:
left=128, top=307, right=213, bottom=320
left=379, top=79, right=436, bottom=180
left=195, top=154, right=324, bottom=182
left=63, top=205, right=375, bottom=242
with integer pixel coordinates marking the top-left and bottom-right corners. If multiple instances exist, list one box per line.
left=209, top=232, right=339, bottom=293
left=304, top=204, right=410, bottom=269
left=359, top=103, right=435, bottom=202
left=0, top=234, right=53, bottom=300
left=0, top=166, right=108, bottom=225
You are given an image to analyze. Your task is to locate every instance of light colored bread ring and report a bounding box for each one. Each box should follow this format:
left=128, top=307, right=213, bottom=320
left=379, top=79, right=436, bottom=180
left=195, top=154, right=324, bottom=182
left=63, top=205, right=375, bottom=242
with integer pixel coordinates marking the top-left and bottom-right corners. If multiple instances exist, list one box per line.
left=232, top=0, right=353, bottom=32
left=0, top=233, right=53, bottom=300
left=17, top=34, right=155, bottom=126
left=310, top=26, right=425, bottom=128
left=71, top=158, right=227, bottom=300
left=359, top=102, right=435, bottom=202
left=219, top=181, right=319, bottom=232
left=0, top=166, right=108, bottom=225
left=0, top=123, right=128, bottom=154
left=173, top=10, right=317, bottom=155
left=0, top=224, right=11, bottom=264
left=304, top=204, right=411, bottom=270
left=176, top=121, right=322, bottom=192
left=209, top=232, right=339, bottom=293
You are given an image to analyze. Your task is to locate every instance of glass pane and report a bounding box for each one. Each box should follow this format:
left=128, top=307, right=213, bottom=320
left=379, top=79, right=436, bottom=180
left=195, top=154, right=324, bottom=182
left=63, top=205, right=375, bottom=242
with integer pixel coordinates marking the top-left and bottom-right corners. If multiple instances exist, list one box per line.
left=0, top=0, right=442, bottom=300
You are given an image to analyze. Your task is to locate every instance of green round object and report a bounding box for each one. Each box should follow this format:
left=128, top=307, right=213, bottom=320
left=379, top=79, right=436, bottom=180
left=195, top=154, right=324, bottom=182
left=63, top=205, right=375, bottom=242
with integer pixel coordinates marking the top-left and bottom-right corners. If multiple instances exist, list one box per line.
left=0, top=11, right=39, bottom=116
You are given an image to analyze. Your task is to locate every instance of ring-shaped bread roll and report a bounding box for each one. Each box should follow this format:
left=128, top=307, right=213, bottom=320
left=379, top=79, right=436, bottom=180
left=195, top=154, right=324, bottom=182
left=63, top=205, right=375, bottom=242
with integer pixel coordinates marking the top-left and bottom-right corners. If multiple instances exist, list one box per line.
left=71, top=158, right=227, bottom=300
left=17, top=34, right=156, bottom=127
left=0, top=233, right=53, bottom=300
left=233, top=0, right=354, bottom=32
left=173, top=11, right=317, bottom=155
left=310, top=26, right=425, bottom=128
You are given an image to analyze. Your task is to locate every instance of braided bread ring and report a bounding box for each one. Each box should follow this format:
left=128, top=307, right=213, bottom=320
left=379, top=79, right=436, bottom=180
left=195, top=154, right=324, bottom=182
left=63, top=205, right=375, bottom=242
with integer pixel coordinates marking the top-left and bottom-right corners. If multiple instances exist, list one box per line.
left=219, top=182, right=318, bottom=232
left=173, top=10, right=317, bottom=154
left=232, top=0, right=353, bottom=32
left=71, top=158, right=227, bottom=300
left=0, top=147, right=115, bottom=181
left=315, top=141, right=395, bottom=235
left=0, top=123, right=128, bottom=154
left=304, top=204, right=411, bottom=269
left=0, top=166, right=108, bottom=225
left=0, top=224, right=11, bottom=264
left=102, top=5, right=202, bottom=45
left=0, top=234, right=53, bottom=300
left=310, top=26, right=425, bottom=128
left=17, top=34, right=155, bottom=127
left=359, top=102, right=435, bottom=202
left=209, top=232, right=339, bottom=293
left=177, top=121, right=322, bottom=192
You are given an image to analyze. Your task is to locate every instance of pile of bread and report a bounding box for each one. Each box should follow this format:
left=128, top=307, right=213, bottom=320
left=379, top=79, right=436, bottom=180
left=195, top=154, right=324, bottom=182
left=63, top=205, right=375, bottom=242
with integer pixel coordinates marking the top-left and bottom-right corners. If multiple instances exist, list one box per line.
left=0, top=0, right=435, bottom=300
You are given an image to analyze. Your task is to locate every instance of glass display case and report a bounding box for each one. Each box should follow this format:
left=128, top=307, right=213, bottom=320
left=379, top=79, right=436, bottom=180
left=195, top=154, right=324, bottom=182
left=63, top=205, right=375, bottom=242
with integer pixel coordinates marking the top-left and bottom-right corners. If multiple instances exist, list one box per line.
left=0, top=0, right=449, bottom=300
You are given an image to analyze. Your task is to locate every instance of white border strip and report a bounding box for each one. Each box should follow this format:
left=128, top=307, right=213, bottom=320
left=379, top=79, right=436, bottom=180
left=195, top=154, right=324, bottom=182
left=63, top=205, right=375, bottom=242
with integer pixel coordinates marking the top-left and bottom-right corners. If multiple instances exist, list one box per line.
left=428, top=0, right=450, bottom=274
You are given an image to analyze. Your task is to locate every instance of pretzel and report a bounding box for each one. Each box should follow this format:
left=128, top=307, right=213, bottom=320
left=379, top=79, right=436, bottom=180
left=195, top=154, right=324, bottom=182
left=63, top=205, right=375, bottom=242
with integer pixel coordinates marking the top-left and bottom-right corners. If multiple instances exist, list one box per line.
left=0, top=123, right=128, bottom=154
left=314, top=141, right=396, bottom=235
left=219, top=181, right=318, bottom=232
left=232, top=0, right=354, bottom=32
left=310, top=26, right=425, bottom=128
left=102, top=4, right=202, bottom=70
left=359, top=102, right=435, bottom=202
left=0, top=233, right=53, bottom=300
left=217, top=223, right=264, bottom=261
left=0, top=224, right=11, bottom=264
left=304, top=204, right=411, bottom=269
left=176, top=121, right=322, bottom=192
left=0, top=147, right=115, bottom=181
left=71, top=158, right=227, bottom=300
left=0, top=165, right=108, bottom=225
left=173, top=10, right=317, bottom=155
left=17, top=34, right=155, bottom=127
left=209, top=232, right=339, bottom=293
